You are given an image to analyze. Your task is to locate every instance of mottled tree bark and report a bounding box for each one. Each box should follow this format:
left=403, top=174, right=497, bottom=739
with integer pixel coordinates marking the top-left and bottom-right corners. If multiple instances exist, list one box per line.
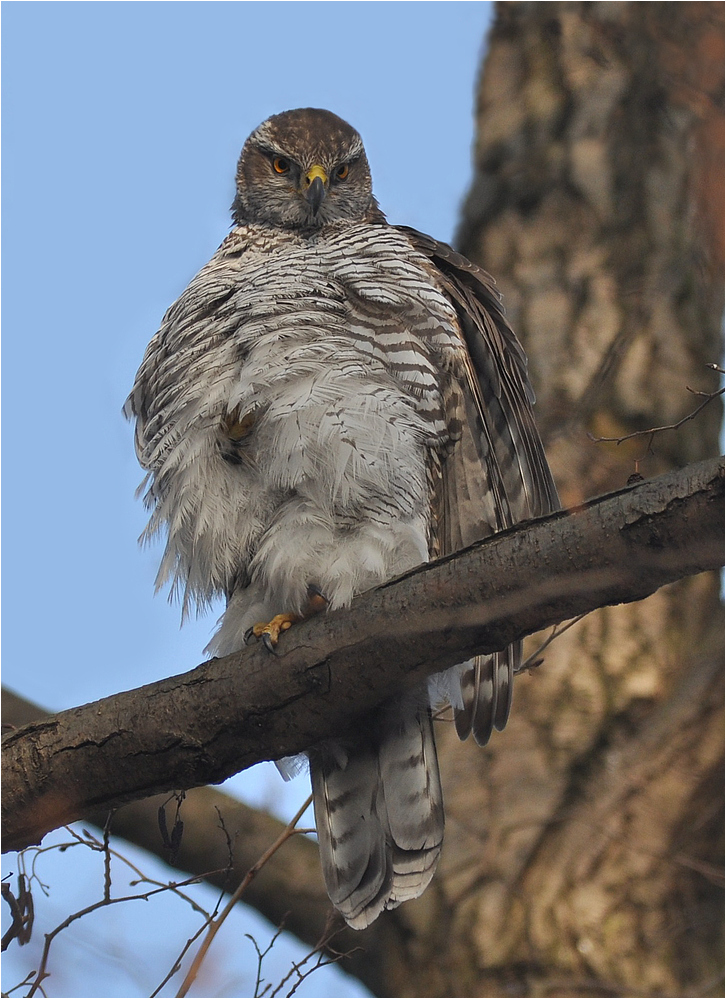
left=389, top=3, right=724, bottom=997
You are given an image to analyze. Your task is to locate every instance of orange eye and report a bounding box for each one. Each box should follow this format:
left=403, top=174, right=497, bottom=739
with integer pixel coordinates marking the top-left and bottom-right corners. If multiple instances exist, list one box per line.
left=273, top=157, right=290, bottom=175
left=336, top=163, right=349, bottom=180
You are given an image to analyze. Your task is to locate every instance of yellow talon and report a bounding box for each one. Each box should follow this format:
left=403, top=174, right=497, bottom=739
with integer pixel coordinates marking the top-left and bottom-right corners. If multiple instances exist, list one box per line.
left=245, top=589, right=329, bottom=651
left=251, top=612, right=300, bottom=647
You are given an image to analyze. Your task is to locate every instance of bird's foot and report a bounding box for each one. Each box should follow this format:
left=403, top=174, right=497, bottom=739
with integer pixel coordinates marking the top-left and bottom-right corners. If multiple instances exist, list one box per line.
left=244, top=586, right=329, bottom=653
left=245, top=613, right=299, bottom=653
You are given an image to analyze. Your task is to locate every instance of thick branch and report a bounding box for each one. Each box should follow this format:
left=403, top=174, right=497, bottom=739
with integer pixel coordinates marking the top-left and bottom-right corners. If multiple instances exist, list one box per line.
left=3, top=457, right=722, bottom=854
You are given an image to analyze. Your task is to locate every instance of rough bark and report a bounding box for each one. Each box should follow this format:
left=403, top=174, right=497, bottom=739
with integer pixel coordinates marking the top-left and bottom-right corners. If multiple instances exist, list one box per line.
left=2, top=685, right=339, bottom=961
left=458, top=1, right=724, bottom=498
left=3, top=459, right=722, bottom=856
left=3, top=689, right=385, bottom=986
left=405, top=3, right=724, bottom=997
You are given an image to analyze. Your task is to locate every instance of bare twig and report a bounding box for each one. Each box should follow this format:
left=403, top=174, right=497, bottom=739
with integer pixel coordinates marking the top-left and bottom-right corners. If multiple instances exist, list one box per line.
left=214, top=805, right=238, bottom=887
left=515, top=614, right=589, bottom=674
left=151, top=808, right=238, bottom=996
left=25, top=870, right=223, bottom=998
left=246, top=924, right=286, bottom=997
left=3, top=971, right=37, bottom=997
left=266, top=917, right=354, bottom=999
left=1, top=877, right=33, bottom=952
left=157, top=792, right=186, bottom=866
left=8, top=827, right=227, bottom=998
left=175, top=794, right=314, bottom=999
left=273, top=945, right=338, bottom=998
left=58, top=826, right=213, bottom=916
left=588, top=366, right=724, bottom=463
left=151, top=901, right=224, bottom=998
left=102, top=813, right=113, bottom=902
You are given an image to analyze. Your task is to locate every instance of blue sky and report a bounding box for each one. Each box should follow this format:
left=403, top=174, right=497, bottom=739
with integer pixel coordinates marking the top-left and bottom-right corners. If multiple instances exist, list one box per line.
left=2, top=3, right=493, bottom=996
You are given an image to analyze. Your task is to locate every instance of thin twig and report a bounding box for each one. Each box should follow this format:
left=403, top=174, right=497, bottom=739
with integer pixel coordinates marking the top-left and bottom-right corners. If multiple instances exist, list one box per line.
left=3, top=971, right=37, bottom=997
left=175, top=794, right=314, bottom=999
left=588, top=366, right=724, bottom=461
left=67, top=826, right=213, bottom=916
left=151, top=910, right=223, bottom=998
left=152, top=814, right=235, bottom=996
left=515, top=614, right=589, bottom=674
left=102, top=813, right=113, bottom=903
left=14, top=827, right=226, bottom=997
left=272, top=919, right=356, bottom=999
left=1, top=880, right=32, bottom=952
left=26, top=871, right=222, bottom=998
left=246, top=924, right=285, bottom=997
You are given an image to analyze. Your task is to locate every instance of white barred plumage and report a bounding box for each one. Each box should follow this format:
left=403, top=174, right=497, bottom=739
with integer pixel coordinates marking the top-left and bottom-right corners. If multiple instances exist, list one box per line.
left=126, top=108, right=559, bottom=929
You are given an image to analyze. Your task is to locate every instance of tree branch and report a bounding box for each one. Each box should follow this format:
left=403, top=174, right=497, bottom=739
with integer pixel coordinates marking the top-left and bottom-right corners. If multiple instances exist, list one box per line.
left=2, top=689, right=375, bottom=987
left=3, top=457, right=723, bottom=854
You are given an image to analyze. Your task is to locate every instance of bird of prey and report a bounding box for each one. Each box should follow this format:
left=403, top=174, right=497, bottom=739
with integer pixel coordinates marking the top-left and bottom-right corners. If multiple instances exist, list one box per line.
left=126, top=108, right=559, bottom=930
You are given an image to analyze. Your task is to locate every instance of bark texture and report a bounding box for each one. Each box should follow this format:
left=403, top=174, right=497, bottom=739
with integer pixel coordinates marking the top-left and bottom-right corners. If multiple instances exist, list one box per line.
left=399, top=3, right=724, bottom=997
left=3, top=460, right=721, bottom=856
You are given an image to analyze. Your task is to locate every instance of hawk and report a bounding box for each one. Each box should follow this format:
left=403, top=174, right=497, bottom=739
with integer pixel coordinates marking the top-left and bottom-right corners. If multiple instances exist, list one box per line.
left=126, top=108, right=559, bottom=929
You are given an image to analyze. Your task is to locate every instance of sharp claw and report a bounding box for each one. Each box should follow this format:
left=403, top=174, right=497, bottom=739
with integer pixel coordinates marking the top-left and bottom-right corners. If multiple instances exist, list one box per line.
left=262, top=632, right=278, bottom=655
left=244, top=612, right=298, bottom=652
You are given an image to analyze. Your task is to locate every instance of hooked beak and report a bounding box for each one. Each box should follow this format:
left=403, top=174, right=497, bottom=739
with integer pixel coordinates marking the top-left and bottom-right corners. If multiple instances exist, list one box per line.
left=303, top=164, right=328, bottom=215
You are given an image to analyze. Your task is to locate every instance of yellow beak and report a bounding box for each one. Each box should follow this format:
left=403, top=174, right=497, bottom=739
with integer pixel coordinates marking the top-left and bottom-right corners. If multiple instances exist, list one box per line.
left=303, top=164, right=328, bottom=215
left=304, top=164, right=328, bottom=187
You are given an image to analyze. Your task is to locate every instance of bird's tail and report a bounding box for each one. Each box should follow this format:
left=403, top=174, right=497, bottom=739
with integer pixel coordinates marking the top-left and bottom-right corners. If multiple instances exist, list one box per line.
left=429, top=642, right=519, bottom=747
left=309, top=693, right=444, bottom=930
left=454, top=643, right=519, bottom=746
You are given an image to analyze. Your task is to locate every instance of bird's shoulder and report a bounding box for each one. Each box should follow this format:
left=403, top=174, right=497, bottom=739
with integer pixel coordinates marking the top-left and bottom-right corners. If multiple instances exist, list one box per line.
left=393, top=226, right=530, bottom=385
left=394, top=225, right=560, bottom=530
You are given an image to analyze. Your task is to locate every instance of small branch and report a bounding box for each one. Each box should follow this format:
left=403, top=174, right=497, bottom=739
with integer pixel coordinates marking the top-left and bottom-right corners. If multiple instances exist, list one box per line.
left=8, top=825, right=230, bottom=998
left=1, top=879, right=32, bottom=952
left=515, top=614, right=588, bottom=674
left=246, top=925, right=283, bottom=998
left=25, top=867, right=224, bottom=998
left=176, top=794, right=313, bottom=998
left=102, top=813, right=113, bottom=902
left=588, top=366, right=724, bottom=461
left=151, top=890, right=226, bottom=998
left=270, top=926, right=348, bottom=998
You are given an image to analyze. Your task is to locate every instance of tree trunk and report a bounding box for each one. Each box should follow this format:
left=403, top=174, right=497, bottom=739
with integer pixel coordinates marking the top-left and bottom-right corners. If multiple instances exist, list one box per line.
left=382, top=3, right=724, bottom=996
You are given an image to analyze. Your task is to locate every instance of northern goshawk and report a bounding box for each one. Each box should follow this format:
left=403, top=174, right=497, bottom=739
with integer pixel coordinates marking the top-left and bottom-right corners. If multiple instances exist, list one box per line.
left=125, top=108, right=559, bottom=929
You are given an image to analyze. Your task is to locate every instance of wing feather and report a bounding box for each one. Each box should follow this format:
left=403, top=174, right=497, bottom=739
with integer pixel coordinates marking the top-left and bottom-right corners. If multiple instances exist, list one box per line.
left=399, top=227, right=560, bottom=745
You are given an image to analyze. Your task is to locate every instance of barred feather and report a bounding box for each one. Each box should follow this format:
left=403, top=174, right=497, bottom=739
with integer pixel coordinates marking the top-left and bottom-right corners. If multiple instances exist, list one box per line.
left=309, top=696, right=443, bottom=930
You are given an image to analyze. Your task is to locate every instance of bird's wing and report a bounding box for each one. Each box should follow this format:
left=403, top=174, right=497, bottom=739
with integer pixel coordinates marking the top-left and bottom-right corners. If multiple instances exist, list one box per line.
left=399, top=226, right=560, bottom=744
left=124, top=230, right=253, bottom=611
left=125, top=232, right=248, bottom=469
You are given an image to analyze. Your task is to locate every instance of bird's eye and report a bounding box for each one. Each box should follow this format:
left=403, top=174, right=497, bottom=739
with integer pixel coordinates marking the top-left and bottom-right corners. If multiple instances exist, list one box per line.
left=272, top=157, right=290, bottom=175
left=336, top=163, right=349, bottom=181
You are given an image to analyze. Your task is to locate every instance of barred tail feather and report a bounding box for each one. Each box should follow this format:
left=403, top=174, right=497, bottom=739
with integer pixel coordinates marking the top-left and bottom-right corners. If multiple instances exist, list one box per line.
left=454, top=642, right=519, bottom=746
left=310, top=741, right=391, bottom=928
left=310, top=696, right=444, bottom=930
left=380, top=699, right=444, bottom=906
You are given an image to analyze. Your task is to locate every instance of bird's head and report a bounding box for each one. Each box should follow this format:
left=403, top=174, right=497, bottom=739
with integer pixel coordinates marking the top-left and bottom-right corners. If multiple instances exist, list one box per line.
left=231, top=108, right=379, bottom=230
